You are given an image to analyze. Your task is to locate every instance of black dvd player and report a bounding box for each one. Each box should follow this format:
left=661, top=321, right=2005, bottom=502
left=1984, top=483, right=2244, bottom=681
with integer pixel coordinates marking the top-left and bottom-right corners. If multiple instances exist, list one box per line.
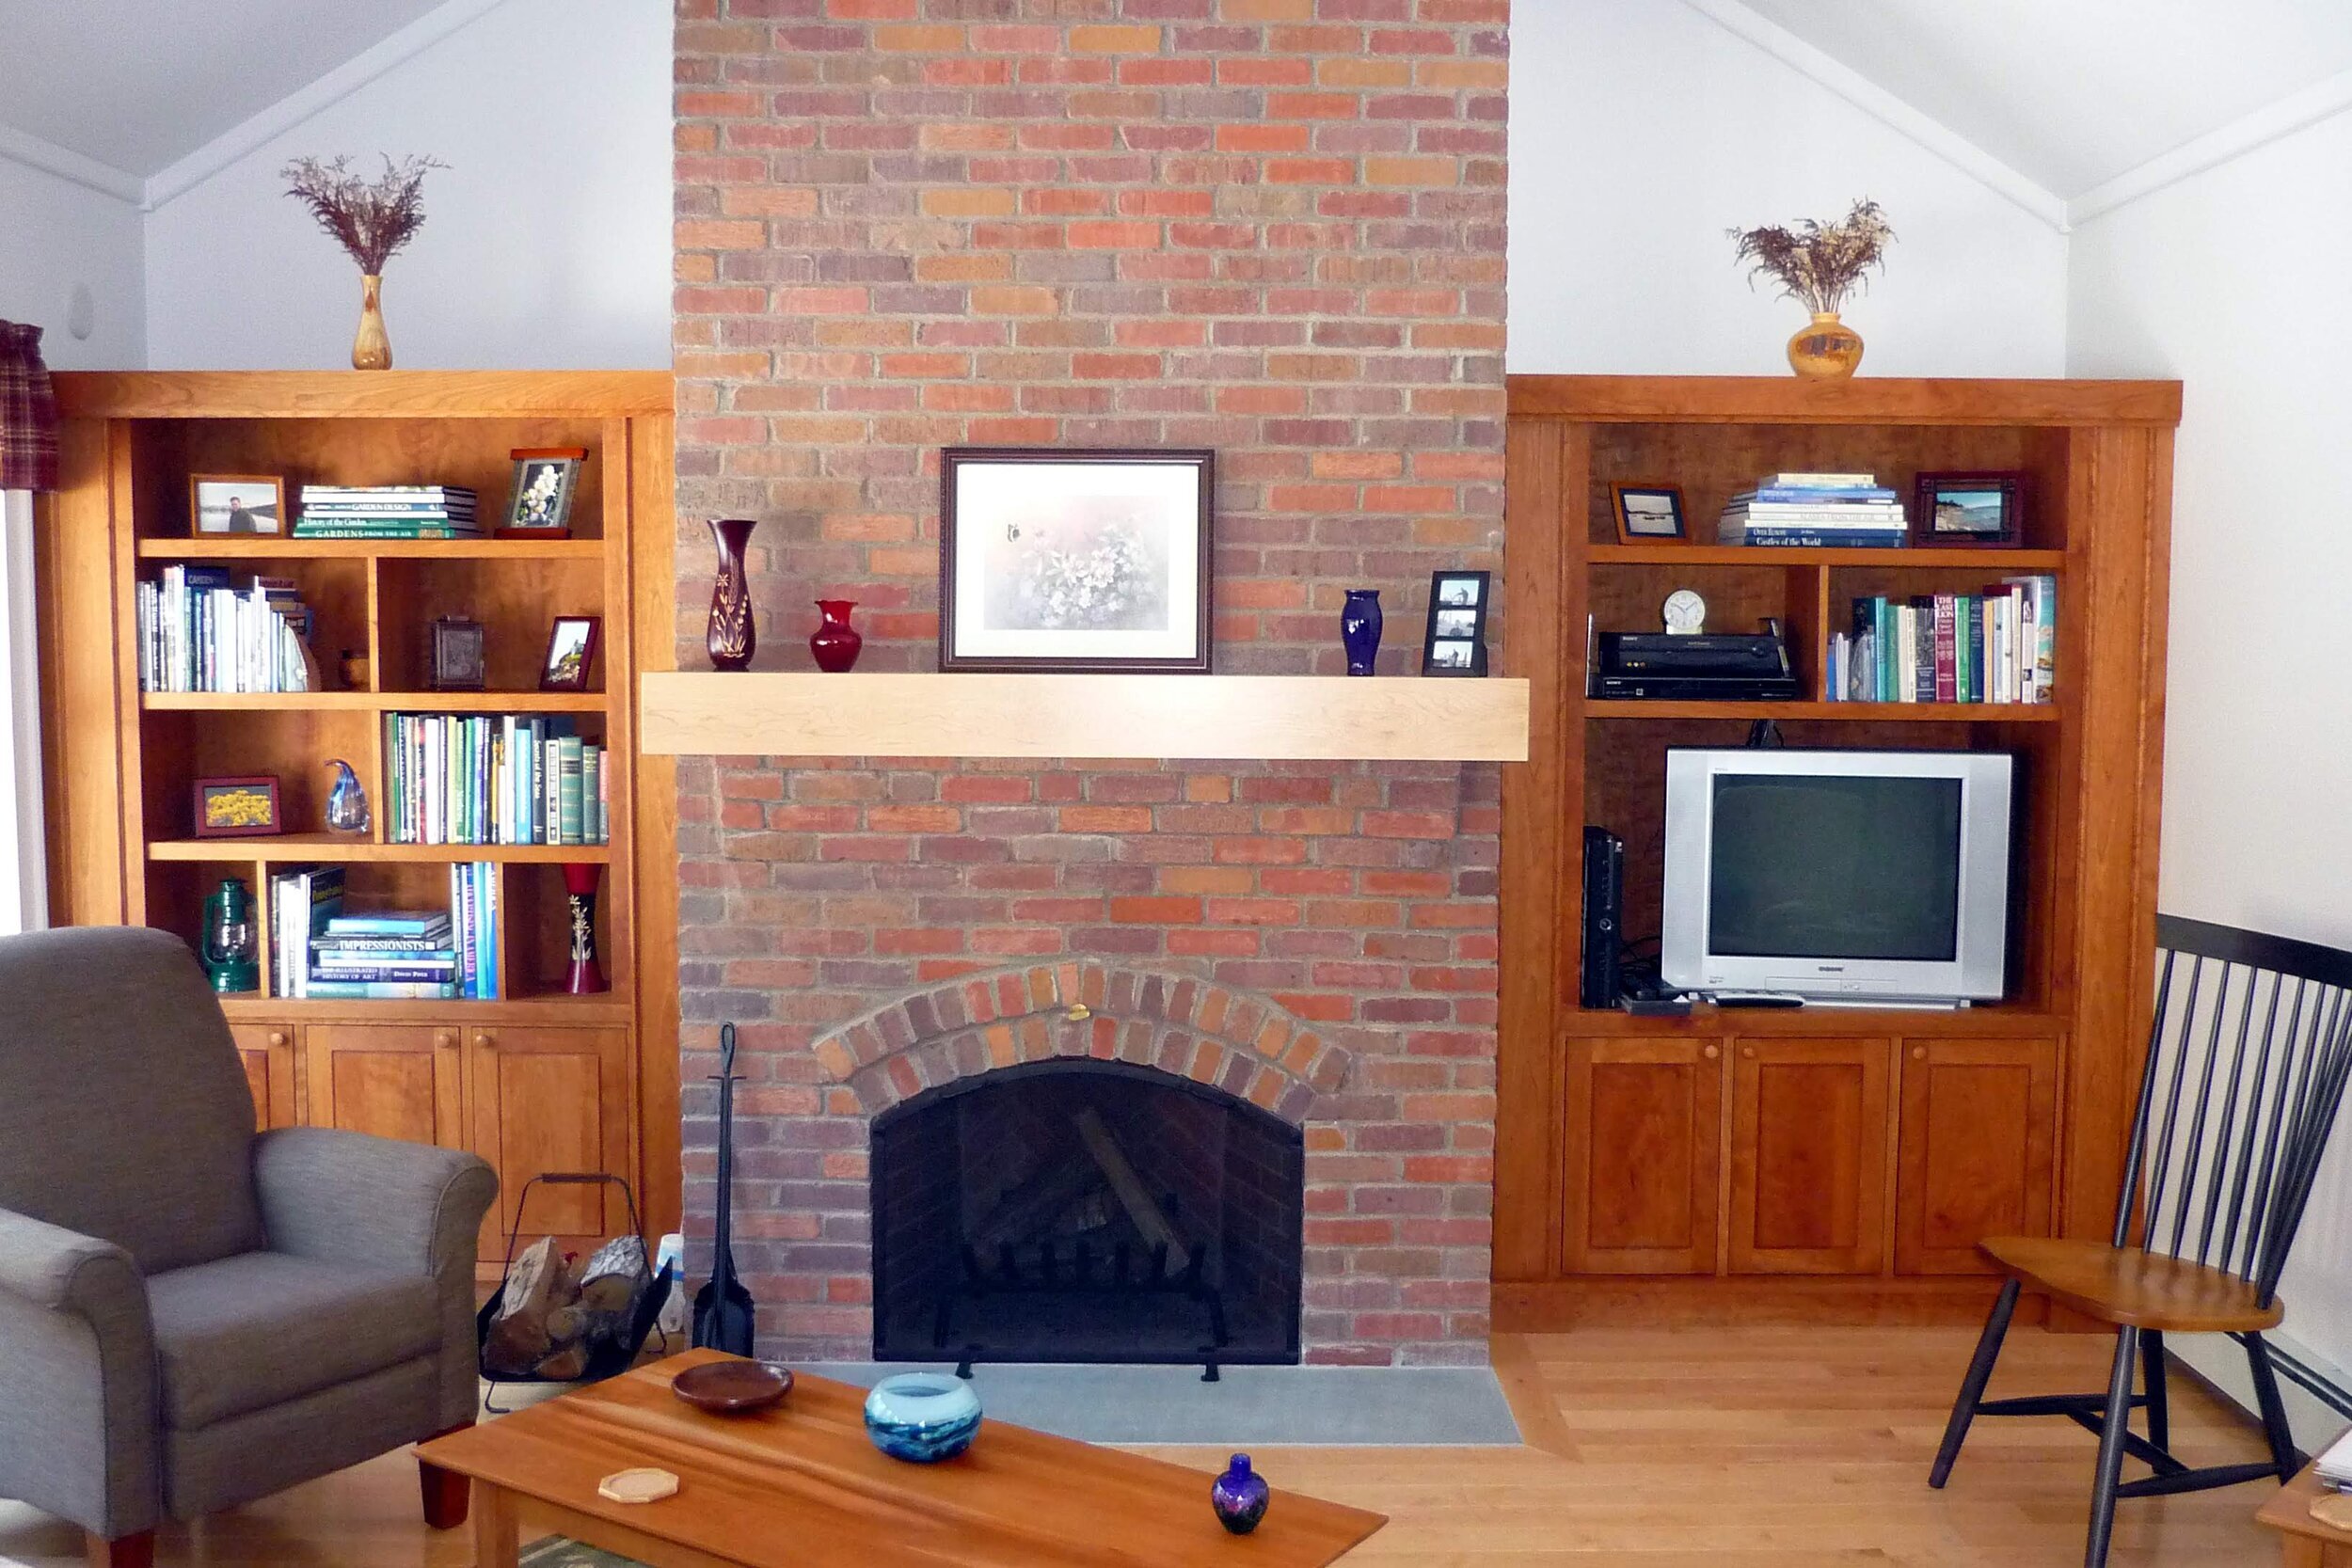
left=1592, top=623, right=1800, bottom=702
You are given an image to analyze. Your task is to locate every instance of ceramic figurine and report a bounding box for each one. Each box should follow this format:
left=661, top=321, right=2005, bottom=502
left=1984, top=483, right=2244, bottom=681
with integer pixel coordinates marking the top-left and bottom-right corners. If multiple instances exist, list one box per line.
left=1211, top=1452, right=1270, bottom=1534
left=864, top=1373, right=982, bottom=1463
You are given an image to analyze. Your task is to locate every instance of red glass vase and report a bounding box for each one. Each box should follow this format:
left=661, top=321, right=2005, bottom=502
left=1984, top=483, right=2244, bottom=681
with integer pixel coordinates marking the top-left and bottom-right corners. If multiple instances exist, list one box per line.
left=810, top=599, right=862, bottom=673
left=563, top=863, right=607, bottom=994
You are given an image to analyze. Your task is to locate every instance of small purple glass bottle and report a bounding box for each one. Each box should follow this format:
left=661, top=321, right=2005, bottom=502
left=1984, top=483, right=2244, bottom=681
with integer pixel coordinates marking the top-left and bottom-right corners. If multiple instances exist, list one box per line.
left=1339, top=589, right=1382, bottom=675
left=1211, top=1452, right=1270, bottom=1535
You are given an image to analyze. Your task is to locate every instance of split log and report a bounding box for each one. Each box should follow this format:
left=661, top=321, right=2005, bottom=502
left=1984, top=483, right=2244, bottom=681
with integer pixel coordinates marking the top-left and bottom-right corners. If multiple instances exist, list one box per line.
left=1073, top=1107, right=1189, bottom=1274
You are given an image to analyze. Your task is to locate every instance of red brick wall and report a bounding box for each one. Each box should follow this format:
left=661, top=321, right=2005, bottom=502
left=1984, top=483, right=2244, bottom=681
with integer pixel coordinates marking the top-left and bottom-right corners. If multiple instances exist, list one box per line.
left=672, top=0, right=1508, bottom=1365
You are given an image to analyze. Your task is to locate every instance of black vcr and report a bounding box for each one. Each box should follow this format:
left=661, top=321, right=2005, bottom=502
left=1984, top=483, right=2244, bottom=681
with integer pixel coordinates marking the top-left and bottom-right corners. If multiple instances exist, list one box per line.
left=1591, top=625, right=1800, bottom=702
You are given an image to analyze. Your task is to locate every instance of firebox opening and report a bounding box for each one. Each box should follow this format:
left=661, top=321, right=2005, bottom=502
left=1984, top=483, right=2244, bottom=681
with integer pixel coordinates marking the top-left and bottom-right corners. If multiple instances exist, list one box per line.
left=871, top=1058, right=1305, bottom=1368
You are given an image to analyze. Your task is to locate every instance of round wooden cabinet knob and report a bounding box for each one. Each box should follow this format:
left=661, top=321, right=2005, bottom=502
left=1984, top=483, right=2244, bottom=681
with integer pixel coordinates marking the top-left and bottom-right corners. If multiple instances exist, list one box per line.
left=436, top=1031, right=455, bottom=1049
left=1913, top=1046, right=1929, bottom=1060
left=267, top=1031, right=286, bottom=1047
left=1741, top=1045, right=1756, bottom=1060
left=474, top=1032, right=494, bottom=1050
left=1702, top=1044, right=1720, bottom=1060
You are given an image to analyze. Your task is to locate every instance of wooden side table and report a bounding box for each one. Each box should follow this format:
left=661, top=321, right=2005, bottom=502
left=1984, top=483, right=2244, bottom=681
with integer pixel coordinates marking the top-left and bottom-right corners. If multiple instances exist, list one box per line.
left=2259, top=1462, right=2352, bottom=1565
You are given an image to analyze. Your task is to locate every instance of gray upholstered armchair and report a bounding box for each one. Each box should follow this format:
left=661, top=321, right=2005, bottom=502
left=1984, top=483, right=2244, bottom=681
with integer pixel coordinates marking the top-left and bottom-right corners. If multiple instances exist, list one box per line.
left=0, top=927, right=497, bottom=1566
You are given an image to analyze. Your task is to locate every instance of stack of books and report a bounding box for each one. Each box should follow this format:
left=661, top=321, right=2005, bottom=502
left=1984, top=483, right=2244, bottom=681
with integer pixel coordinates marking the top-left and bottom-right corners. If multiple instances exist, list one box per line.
left=272, top=873, right=501, bottom=999
left=136, top=566, right=314, bottom=692
left=1718, top=473, right=1906, bottom=547
left=1826, top=576, right=2056, bottom=705
left=293, top=485, right=480, bottom=538
left=384, top=713, right=608, bottom=846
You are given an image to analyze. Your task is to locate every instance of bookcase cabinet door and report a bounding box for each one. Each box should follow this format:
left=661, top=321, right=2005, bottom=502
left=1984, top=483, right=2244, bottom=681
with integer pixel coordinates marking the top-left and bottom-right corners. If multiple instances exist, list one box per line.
left=1561, top=1036, right=1724, bottom=1275
left=467, top=1025, right=632, bottom=1261
left=1728, top=1037, right=1891, bottom=1275
left=1896, top=1037, right=2058, bottom=1274
left=303, top=1023, right=466, bottom=1148
left=230, top=1022, right=302, bottom=1129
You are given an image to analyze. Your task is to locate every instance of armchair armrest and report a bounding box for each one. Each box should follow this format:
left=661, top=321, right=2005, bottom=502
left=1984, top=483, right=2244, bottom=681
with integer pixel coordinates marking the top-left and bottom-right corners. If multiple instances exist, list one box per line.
left=0, top=1207, right=159, bottom=1540
left=252, top=1129, right=497, bottom=1432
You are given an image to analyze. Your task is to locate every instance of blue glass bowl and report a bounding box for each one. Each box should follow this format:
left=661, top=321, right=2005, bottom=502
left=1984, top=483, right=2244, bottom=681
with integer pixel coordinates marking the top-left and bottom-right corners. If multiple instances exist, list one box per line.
left=863, top=1372, right=982, bottom=1463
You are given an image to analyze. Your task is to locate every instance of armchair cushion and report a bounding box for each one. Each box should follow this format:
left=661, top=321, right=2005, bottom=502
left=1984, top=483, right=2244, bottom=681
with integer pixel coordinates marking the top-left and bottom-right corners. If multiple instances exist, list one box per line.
left=147, top=1253, right=438, bottom=1429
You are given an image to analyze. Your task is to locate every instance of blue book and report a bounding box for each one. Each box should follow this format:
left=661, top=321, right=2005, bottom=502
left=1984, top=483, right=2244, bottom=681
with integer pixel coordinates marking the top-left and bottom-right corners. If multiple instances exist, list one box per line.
left=326, top=911, right=451, bottom=937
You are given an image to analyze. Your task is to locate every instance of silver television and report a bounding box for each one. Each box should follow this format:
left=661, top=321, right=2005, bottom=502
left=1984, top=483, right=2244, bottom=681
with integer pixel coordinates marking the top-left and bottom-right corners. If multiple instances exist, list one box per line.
left=1661, top=749, right=2014, bottom=1006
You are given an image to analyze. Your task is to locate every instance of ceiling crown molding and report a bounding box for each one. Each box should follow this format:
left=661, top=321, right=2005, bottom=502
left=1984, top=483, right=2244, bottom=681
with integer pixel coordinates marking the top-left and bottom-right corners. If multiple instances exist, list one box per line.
left=2069, top=65, right=2352, bottom=225
left=1677, top=0, right=2070, bottom=231
left=0, top=124, right=144, bottom=206
left=143, top=0, right=509, bottom=211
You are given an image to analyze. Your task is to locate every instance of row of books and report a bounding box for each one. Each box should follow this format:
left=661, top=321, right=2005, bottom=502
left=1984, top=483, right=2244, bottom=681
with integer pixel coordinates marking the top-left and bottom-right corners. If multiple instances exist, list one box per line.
left=384, top=713, right=609, bottom=846
left=1719, top=472, right=1906, bottom=547
left=135, top=565, right=315, bottom=692
left=292, top=485, right=480, bottom=539
left=269, top=865, right=502, bottom=999
left=1825, top=577, right=2057, bottom=705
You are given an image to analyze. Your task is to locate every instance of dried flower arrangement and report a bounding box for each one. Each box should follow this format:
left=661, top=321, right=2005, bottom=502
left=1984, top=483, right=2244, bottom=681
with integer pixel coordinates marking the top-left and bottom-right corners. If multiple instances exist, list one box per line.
left=1728, top=199, right=1895, bottom=314
left=281, top=154, right=446, bottom=276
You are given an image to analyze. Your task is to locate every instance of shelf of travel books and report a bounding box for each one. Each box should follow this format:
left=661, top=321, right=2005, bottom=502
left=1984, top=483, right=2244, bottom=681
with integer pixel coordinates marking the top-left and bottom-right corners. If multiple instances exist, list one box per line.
left=136, top=538, right=603, bottom=561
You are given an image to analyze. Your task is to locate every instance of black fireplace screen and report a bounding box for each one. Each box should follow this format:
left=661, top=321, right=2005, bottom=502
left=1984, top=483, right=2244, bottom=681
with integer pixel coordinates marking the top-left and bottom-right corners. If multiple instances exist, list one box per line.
left=870, top=1059, right=1304, bottom=1370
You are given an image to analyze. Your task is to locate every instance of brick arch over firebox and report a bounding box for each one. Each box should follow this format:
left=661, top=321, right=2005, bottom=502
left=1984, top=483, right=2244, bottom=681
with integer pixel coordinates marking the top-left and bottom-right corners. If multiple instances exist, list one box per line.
left=810, top=962, right=1356, bottom=1126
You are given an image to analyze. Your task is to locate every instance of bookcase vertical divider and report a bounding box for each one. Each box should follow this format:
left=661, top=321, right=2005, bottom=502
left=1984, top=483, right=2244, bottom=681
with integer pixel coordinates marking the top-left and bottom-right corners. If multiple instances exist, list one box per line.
left=362, top=554, right=385, bottom=692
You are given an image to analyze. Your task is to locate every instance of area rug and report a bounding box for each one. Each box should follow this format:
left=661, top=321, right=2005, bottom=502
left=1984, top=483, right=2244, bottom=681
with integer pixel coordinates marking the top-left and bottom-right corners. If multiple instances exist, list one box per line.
left=520, top=1540, right=642, bottom=1567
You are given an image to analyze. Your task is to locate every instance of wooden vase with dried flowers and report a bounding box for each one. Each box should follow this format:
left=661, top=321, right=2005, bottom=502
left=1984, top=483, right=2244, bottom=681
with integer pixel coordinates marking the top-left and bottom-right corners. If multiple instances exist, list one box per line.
left=282, top=154, right=445, bottom=370
left=1728, top=199, right=1895, bottom=379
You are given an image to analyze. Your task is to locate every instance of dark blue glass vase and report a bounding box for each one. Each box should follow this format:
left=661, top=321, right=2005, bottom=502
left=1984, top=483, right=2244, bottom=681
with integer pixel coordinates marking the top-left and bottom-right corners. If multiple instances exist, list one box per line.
left=1211, top=1452, right=1270, bottom=1534
left=1340, top=589, right=1382, bottom=675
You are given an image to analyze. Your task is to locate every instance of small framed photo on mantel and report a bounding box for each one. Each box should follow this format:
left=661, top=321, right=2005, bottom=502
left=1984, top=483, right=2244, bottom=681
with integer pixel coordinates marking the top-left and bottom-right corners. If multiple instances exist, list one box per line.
left=1422, top=570, right=1491, bottom=676
left=939, top=447, right=1214, bottom=673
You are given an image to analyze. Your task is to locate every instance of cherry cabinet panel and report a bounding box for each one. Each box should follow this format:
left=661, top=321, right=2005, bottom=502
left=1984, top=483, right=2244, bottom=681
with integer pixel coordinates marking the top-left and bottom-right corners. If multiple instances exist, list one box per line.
left=303, top=1023, right=465, bottom=1148
left=466, top=1025, right=632, bottom=1260
left=1562, top=1036, right=1724, bottom=1275
left=1729, top=1037, right=1891, bottom=1275
left=1896, top=1037, right=2058, bottom=1274
left=230, top=1021, right=301, bottom=1130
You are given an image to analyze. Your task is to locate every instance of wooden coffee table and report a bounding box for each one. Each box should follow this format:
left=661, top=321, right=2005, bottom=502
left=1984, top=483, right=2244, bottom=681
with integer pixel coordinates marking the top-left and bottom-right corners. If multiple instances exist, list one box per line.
left=2259, top=1457, right=2352, bottom=1566
left=417, top=1349, right=1387, bottom=1568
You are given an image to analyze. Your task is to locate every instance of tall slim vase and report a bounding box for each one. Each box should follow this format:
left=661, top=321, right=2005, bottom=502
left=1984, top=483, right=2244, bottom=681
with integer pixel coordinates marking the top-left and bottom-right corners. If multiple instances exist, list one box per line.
left=707, top=517, right=758, bottom=672
left=563, top=863, right=607, bottom=995
left=352, top=274, right=391, bottom=371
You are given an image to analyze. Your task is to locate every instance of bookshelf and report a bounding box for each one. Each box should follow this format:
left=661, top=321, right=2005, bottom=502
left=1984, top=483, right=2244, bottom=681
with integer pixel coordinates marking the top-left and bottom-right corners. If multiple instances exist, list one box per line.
left=38, top=372, right=679, bottom=1257
left=1496, top=375, right=2179, bottom=1328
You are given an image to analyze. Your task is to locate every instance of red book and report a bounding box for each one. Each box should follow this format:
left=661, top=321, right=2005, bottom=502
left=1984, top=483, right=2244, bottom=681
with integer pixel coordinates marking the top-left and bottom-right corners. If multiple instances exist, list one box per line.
left=1932, top=594, right=1958, bottom=703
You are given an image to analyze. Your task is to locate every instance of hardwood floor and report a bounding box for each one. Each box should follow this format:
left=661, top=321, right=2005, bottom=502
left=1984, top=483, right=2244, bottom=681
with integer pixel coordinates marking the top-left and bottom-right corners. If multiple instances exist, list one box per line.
left=0, top=1328, right=2279, bottom=1566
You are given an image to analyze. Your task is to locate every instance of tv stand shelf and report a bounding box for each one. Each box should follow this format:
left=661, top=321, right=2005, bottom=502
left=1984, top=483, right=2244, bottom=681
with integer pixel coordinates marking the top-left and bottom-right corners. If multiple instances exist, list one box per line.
left=1498, top=374, right=2179, bottom=1326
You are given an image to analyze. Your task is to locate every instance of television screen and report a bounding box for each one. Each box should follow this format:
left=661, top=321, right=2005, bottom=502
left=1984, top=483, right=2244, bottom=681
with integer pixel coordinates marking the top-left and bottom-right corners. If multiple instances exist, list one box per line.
left=1706, top=774, right=1963, bottom=962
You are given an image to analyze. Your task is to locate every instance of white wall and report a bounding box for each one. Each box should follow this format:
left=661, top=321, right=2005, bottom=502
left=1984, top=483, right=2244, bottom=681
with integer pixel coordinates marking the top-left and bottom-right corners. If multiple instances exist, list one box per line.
left=0, top=154, right=144, bottom=369
left=2070, top=106, right=2352, bottom=1442
left=143, top=0, right=669, bottom=371
left=1508, top=0, right=2068, bottom=376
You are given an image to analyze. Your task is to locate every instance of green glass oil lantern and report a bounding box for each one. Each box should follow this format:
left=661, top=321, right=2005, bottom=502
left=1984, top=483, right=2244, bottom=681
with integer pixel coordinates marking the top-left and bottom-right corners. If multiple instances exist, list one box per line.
left=201, top=877, right=260, bottom=993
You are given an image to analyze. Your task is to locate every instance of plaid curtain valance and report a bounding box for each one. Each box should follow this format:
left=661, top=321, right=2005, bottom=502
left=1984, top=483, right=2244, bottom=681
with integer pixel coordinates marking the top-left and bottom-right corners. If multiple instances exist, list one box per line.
left=0, top=320, right=59, bottom=493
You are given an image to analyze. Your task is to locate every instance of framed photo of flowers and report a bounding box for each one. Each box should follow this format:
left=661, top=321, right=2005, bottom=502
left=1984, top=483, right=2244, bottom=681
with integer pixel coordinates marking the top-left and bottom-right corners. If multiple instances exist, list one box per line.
left=939, top=447, right=1214, bottom=673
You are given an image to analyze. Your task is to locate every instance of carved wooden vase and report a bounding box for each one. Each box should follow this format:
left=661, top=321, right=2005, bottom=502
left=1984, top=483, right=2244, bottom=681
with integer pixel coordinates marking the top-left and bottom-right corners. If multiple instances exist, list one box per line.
left=1787, top=310, right=1864, bottom=379
left=707, top=516, right=758, bottom=672
left=353, top=274, right=391, bottom=371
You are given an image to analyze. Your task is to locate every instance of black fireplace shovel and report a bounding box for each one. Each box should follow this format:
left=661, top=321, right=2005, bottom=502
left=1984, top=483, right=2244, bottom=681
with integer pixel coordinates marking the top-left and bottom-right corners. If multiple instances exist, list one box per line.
left=691, top=1022, right=757, bottom=1355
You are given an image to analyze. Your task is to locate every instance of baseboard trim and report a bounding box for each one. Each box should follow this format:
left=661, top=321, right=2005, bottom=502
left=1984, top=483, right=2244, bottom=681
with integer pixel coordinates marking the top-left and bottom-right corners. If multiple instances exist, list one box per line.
left=1494, top=1276, right=2036, bottom=1330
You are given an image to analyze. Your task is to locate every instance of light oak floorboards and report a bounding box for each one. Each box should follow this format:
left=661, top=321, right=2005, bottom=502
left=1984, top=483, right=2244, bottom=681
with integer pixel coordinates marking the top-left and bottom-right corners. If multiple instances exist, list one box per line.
left=0, top=1327, right=2278, bottom=1566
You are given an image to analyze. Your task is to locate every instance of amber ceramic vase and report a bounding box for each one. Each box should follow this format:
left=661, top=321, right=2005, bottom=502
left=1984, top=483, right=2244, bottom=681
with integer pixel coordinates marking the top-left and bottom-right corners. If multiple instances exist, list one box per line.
left=1787, top=310, right=1864, bottom=379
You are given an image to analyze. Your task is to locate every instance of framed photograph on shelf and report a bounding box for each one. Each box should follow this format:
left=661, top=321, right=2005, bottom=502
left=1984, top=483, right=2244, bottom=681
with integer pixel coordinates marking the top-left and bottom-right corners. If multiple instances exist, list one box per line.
left=1609, top=482, right=1686, bottom=544
left=1422, top=569, right=1491, bottom=677
left=501, top=446, right=587, bottom=537
left=539, top=615, right=601, bottom=692
left=426, top=616, right=486, bottom=691
left=939, top=447, right=1214, bottom=673
left=192, top=775, right=282, bottom=838
left=1912, top=471, right=2026, bottom=547
left=190, top=474, right=284, bottom=535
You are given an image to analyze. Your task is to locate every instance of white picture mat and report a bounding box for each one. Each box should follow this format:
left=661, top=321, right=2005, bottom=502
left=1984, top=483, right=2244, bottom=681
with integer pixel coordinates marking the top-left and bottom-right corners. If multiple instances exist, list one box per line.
left=951, top=460, right=1203, bottom=660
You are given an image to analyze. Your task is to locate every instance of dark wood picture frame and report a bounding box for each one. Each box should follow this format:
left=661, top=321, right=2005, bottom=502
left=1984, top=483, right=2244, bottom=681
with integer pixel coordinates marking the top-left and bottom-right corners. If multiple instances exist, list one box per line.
left=939, top=446, right=1215, bottom=673
left=1422, top=569, right=1491, bottom=677
left=189, top=473, right=285, bottom=536
left=1912, top=470, right=2026, bottom=548
left=426, top=616, right=486, bottom=691
left=192, top=775, right=282, bottom=838
left=1610, top=482, right=1686, bottom=544
left=540, top=615, right=601, bottom=692
left=501, top=446, right=587, bottom=538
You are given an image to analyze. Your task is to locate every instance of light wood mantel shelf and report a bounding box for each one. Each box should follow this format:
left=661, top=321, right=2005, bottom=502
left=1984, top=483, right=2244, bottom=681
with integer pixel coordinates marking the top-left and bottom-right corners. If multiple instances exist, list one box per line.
left=639, top=673, right=1531, bottom=761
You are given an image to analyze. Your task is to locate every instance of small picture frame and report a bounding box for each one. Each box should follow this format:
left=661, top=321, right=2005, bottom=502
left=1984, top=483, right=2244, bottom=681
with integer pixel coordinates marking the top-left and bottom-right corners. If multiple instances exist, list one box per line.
left=426, top=617, right=487, bottom=691
left=1610, top=483, right=1686, bottom=544
left=539, top=615, right=601, bottom=692
left=940, top=447, right=1214, bottom=673
left=1422, top=569, right=1491, bottom=677
left=1913, top=471, right=2026, bottom=547
left=501, top=447, right=587, bottom=537
left=192, top=775, right=282, bottom=838
left=190, top=474, right=285, bottom=536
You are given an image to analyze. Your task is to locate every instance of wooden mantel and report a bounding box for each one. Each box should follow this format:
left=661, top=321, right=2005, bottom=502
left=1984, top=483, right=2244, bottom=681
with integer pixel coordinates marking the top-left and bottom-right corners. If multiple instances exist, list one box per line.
left=638, top=673, right=1531, bottom=762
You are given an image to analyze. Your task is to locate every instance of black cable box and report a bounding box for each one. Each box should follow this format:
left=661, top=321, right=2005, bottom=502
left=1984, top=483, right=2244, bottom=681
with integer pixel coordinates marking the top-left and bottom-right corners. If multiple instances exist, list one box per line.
left=1592, top=627, right=1800, bottom=702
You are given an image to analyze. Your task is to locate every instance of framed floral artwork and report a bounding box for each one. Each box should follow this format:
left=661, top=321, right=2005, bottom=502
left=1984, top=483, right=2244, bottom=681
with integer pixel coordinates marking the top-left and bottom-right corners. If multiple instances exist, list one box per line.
left=939, top=447, right=1214, bottom=673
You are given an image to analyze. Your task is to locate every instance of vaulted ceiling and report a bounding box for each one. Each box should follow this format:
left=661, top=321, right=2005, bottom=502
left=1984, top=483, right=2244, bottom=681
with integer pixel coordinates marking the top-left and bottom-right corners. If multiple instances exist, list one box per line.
left=0, top=0, right=449, bottom=176
left=1708, top=0, right=2352, bottom=199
